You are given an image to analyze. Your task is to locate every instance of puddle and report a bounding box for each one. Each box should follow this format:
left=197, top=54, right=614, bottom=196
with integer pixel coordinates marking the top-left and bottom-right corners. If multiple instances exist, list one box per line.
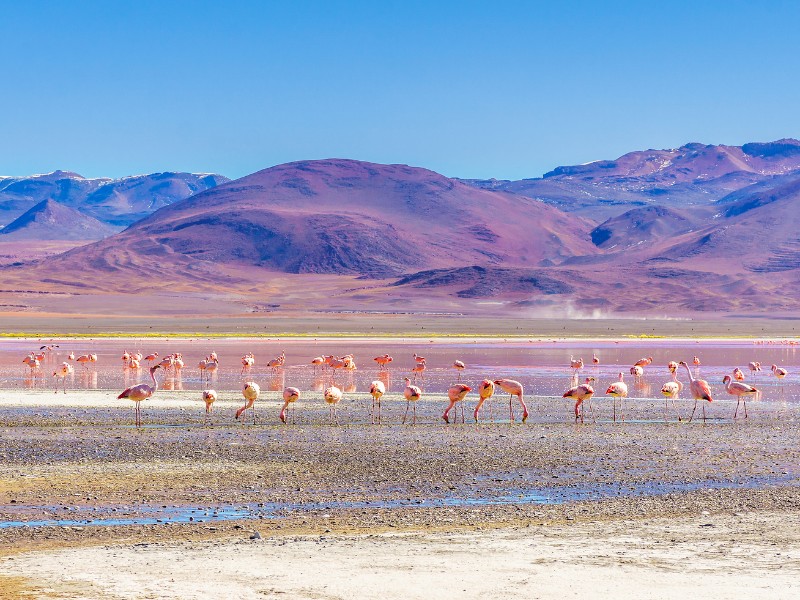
left=2, top=475, right=795, bottom=529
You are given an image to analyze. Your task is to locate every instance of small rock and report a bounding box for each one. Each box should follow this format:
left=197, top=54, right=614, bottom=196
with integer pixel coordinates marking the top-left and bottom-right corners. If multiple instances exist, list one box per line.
left=250, top=531, right=262, bottom=540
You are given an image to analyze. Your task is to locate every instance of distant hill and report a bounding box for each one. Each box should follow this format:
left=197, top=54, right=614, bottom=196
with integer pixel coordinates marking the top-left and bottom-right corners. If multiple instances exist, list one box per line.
left=0, top=171, right=229, bottom=227
left=0, top=199, right=119, bottom=240
left=460, top=139, right=800, bottom=222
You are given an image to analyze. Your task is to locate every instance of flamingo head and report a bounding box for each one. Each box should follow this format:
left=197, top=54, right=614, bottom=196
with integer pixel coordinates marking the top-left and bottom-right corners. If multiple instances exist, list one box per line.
left=722, top=375, right=731, bottom=384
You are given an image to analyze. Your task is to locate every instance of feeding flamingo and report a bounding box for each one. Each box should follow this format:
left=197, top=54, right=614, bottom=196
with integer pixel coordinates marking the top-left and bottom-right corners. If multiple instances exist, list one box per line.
left=280, top=387, right=300, bottom=424
left=202, top=390, right=217, bottom=423
left=453, top=360, right=466, bottom=381
left=373, top=354, right=393, bottom=370
left=493, top=379, right=529, bottom=423
left=564, top=377, right=595, bottom=423
left=442, top=383, right=471, bottom=424
left=473, top=379, right=495, bottom=423
left=236, top=382, right=261, bottom=424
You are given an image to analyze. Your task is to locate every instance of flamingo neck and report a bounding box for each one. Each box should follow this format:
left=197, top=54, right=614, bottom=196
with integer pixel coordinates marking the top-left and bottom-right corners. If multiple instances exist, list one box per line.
left=150, top=369, right=159, bottom=391
left=682, top=362, right=694, bottom=382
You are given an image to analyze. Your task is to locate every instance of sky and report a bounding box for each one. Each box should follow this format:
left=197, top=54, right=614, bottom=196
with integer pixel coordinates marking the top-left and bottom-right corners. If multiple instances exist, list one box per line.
left=2, top=1, right=799, bottom=180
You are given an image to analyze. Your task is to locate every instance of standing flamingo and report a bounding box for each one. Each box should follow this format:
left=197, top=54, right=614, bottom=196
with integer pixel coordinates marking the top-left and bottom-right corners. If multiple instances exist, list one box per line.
left=75, top=354, right=92, bottom=370
left=117, top=365, right=162, bottom=428
left=634, top=356, right=654, bottom=368
left=52, top=362, right=74, bottom=394
left=722, top=375, right=758, bottom=419
left=569, top=356, right=584, bottom=376
left=144, top=352, right=159, bottom=364
left=679, top=361, right=713, bottom=423
left=236, top=382, right=261, bottom=424
left=733, top=367, right=745, bottom=381
left=442, top=384, right=471, bottom=424
left=411, top=361, right=426, bottom=383
left=630, top=365, right=644, bottom=382
left=564, top=377, right=595, bottom=423
left=402, top=377, right=422, bottom=425
left=660, top=371, right=684, bottom=422
left=369, top=380, right=385, bottom=424
left=452, top=360, right=466, bottom=381
left=667, top=361, right=678, bottom=374
left=280, top=387, right=300, bottom=424
left=605, top=372, right=628, bottom=423
left=771, top=364, right=787, bottom=379
left=373, top=354, right=393, bottom=371
left=473, top=379, right=495, bottom=423
left=493, top=379, right=529, bottom=423
left=202, top=390, right=217, bottom=424
left=241, top=353, right=255, bottom=375
left=748, top=361, right=761, bottom=380
left=323, top=386, right=343, bottom=424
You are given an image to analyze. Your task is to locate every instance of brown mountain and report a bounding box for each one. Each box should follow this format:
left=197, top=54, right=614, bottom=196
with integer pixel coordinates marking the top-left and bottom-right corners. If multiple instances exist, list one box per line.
left=20, top=159, right=597, bottom=290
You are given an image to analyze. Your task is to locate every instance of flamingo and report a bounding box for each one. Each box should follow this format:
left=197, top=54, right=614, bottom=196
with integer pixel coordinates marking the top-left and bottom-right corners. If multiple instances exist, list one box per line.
left=323, top=386, right=343, bottom=424
left=280, top=387, right=300, bottom=424
left=493, top=379, right=529, bottom=423
left=402, top=377, right=422, bottom=424
left=23, top=354, right=40, bottom=374
left=771, top=364, right=787, bottom=379
left=722, top=375, right=758, bottom=420
left=202, top=390, right=217, bottom=423
left=605, top=372, right=628, bottom=423
left=667, top=361, right=678, bottom=374
left=311, top=356, right=326, bottom=372
left=473, top=379, right=495, bottom=422
left=204, top=358, right=219, bottom=383
left=411, top=361, right=426, bottom=383
left=413, top=353, right=426, bottom=364
left=240, top=353, right=255, bottom=375
left=564, top=377, right=595, bottom=423
left=236, top=382, right=261, bottom=424
left=75, top=354, right=92, bottom=370
left=453, top=360, right=466, bottom=381
left=660, top=371, right=684, bottom=422
left=128, top=358, right=141, bottom=370
left=748, top=361, right=761, bottom=380
left=733, top=367, right=745, bottom=381
left=121, top=351, right=131, bottom=363
left=592, top=354, right=600, bottom=365
left=144, top=352, right=159, bottom=364
left=634, top=356, right=653, bottom=367
left=52, top=362, right=73, bottom=394
left=267, top=351, right=286, bottom=372
left=630, top=365, right=644, bottom=382
left=443, top=383, right=471, bottom=423
left=118, top=365, right=162, bottom=428
left=68, top=352, right=75, bottom=361
left=569, top=356, right=584, bottom=375
left=173, top=354, right=184, bottom=372
left=374, top=354, right=393, bottom=370
left=369, top=380, right=385, bottom=424
left=679, top=361, right=713, bottom=423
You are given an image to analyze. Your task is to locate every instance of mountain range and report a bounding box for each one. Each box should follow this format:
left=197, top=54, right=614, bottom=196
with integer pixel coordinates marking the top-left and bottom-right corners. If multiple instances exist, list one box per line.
left=3, top=139, right=800, bottom=316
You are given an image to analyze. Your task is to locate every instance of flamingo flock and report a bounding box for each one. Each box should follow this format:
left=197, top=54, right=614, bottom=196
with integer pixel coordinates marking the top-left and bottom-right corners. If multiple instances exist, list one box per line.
left=8, top=345, right=793, bottom=428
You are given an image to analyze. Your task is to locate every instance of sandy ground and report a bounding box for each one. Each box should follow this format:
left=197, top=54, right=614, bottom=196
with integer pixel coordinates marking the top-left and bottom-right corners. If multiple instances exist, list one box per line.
left=2, top=509, right=799, bottom=599
left=1, top=382, right=799, bottom=598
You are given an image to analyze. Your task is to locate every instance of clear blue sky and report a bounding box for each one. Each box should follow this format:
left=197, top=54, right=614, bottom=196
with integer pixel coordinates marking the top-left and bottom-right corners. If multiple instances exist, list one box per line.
left=2, top=1, right=799, bottom=180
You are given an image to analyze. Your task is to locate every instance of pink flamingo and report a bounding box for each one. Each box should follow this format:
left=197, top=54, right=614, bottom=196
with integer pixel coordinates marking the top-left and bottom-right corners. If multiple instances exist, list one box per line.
left=202, top=390, right=217, bottom=424
left=52, top=362, right=74, bottom=394
left=369, top=380, right=385, bottom=424
left=452, top=360, right=466, bottom=381
left=564, top=377, right=595, bottom=423
left=722, top=375, right=758, bottom=419
left=324, top=386, right=343, bottom=424
left=118, top=365, right=162, bottom=428
left=569, top=356, right=584, bottom=375
left=493, top=379, right=529, bottom=423
left=473, top=379, right=495, bottom=423
left=443, top=383, right=471, bottom=424
left=733, top=367, right=745, bottom=381
left=679, top=361, right=712, bottom=423
left=605, top=372, right=628, bottom=423
left=402, top=377, right=422, bottom=424
left=660, top=371, right=683, bottom=422
left=411, top=361, right=426, bottom=383
left=374, top=354, right=393, bottom=371
left=280, top=387, right=300, bottom=424
left=236, top=382, right=261, bottom=424
left=634, top=356, right=653, bottom=367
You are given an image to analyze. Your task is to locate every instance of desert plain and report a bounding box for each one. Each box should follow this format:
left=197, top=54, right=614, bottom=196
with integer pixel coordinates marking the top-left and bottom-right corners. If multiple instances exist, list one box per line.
left=0, top=320, right=797, bottom=599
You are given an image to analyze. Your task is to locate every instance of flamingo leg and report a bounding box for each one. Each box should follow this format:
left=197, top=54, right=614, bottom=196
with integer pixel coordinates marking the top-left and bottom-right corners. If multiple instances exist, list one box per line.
left=673, top=398, right=682, bottom=422
left=613, top=397, right=617, bottom=423
left=744, top=399, right=748, bottom=419
left=588, top=398, right=595, bottom=423
left=734, top=399, right=740, bottom=420
left=402, top=401, right=410, bottom=424
left=508, top=394, right=514, bottom=423
left=413, top=403, right=417, bottom=425
left=689, top=400, right=698, bottom=423
left=702, top=403, right=707, bottom=424
left=619, top=397, right=624, bottom=423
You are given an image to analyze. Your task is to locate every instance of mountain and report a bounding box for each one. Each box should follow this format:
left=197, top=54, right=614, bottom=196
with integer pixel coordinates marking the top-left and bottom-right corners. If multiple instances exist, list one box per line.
left=7, top=159, right=599, bottom=291
left=0, top=199, right=120, bottom=240
left=460, top=139, right=800, bottom=222
left=0, top=171, right=229, bottom=227
left=5, top=144, right=800, bottom=317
